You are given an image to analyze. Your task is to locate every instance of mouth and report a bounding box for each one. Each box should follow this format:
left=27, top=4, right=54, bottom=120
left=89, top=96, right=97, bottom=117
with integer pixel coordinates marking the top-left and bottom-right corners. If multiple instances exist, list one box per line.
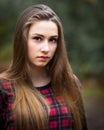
left=37, top=56, right=49, bottom=61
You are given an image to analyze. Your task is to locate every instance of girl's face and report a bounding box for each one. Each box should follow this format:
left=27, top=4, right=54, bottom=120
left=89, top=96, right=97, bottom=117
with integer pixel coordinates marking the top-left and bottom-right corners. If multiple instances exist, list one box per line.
left=27, top=20, right=58, bottom=68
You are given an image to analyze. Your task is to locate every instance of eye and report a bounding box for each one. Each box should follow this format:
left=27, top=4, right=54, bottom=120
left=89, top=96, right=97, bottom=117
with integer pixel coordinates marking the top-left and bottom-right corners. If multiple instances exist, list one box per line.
left=32, top=36, right=42, bottom=41
left=49, top=37, right=58, bottom=43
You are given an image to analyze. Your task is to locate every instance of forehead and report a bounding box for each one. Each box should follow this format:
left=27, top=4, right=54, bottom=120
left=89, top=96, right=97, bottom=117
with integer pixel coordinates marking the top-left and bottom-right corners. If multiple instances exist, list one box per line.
left=28, top=20, right=58, bottom=36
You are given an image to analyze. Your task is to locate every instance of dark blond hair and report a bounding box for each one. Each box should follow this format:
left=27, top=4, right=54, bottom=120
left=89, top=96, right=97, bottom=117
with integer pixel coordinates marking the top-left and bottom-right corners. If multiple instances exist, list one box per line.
left=1, top=4, right=85, bottom=130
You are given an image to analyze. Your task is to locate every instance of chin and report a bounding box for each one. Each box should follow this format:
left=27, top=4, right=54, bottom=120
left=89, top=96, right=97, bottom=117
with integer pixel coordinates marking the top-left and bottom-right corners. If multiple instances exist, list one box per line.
left=33, top=63, right=48, bottom=68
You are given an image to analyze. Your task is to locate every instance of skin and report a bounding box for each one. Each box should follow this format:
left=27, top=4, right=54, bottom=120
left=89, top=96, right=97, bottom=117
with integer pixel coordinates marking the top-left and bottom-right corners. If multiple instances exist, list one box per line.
left=27, top=20, right=58, bottom=87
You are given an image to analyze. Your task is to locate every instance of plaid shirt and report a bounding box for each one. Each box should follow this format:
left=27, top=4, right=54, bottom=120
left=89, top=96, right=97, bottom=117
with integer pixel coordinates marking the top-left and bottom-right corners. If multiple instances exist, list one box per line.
left=37, top=83, right=74, bottom=130
left=0, top=79, right=15, bottom=130
left=0, top=78, right=87, bottom=130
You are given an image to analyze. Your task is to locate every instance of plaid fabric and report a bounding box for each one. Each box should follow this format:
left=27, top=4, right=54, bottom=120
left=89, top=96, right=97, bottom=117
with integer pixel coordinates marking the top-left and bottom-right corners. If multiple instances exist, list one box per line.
left=0, top=79, right=15, bottom=130
left=0, top=79, right=74, bottom=130
left=37, top=83, right=74, bottom=130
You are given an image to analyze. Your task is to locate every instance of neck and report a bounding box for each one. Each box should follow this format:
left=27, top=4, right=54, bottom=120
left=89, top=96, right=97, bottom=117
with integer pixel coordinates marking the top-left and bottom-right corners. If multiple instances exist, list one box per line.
left=28, top=66, right=50, bottom=87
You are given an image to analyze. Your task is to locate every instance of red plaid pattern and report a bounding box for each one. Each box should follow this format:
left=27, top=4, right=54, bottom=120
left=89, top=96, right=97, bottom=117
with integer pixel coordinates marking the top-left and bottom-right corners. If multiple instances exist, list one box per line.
left=0, top=79, right=74, bottom=130
left=0, top=79, right=15, bottom=130
left=37, top=83, right=74, bottom=130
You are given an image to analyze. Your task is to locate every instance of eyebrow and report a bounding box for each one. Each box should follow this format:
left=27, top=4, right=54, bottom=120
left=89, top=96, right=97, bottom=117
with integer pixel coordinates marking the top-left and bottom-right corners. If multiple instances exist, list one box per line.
left=31, top=33, right=58, bottom=37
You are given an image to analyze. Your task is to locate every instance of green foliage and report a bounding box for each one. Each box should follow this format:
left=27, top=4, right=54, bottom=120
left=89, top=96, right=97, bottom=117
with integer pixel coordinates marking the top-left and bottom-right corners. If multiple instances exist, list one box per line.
left=0, top=43, right=12, bottom=61
left=82, top=84, right=104, bottom=100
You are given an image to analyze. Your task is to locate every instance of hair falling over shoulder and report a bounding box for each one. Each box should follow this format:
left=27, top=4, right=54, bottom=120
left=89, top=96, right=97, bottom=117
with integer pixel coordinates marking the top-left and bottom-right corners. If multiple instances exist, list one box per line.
left=0, top=4, right=86, bottom=130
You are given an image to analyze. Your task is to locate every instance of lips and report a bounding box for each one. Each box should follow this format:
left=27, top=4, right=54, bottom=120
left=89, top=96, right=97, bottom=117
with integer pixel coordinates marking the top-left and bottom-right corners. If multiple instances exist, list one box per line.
left=37, top=56, right=49, bottom=61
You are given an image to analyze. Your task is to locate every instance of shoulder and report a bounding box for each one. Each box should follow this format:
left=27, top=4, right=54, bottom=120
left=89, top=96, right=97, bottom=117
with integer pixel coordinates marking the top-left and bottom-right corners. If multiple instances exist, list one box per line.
left=0, top=78, right=14, bottom=91
left=0, top=78, right=15, bottom=102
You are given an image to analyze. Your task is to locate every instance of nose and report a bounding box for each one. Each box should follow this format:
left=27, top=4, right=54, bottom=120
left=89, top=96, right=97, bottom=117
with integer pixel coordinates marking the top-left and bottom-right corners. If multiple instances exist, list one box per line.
left=41, top=40, right=49, bottom=53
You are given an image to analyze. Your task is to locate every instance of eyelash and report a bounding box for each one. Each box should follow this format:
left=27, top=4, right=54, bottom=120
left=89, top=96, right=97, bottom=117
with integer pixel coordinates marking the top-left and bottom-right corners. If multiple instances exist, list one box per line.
left=32, top=36, right=58, bottom=43
left=49, top=38, right=58, bottom=43
left=32, top=36, right=42, bottom=41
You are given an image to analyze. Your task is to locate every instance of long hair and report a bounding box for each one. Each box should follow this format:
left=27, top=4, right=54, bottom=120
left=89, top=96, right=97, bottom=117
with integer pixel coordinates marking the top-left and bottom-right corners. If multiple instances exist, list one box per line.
left=0, top=4, right=85, bottom=130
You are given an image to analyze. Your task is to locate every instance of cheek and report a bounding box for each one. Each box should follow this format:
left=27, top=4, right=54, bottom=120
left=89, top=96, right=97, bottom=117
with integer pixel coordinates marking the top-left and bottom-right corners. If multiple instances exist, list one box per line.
left=27, top=44, right=35, bottom=58
left=51, top=45, right=57, bottom=56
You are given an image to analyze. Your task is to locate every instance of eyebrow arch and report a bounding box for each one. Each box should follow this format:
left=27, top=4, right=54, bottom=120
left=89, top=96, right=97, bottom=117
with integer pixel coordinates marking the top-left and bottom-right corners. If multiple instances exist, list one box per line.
left=31, top=33, right=58, bottom=38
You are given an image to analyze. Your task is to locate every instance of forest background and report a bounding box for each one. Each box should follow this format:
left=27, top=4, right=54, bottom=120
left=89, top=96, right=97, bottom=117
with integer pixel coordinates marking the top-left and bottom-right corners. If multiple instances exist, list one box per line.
left=0, top=0, right=104, bottom=129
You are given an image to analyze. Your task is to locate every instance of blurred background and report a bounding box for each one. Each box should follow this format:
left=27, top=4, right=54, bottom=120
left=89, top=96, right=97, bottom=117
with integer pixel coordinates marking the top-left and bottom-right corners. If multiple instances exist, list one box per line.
left=0, top=0, right=104, bottom=129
